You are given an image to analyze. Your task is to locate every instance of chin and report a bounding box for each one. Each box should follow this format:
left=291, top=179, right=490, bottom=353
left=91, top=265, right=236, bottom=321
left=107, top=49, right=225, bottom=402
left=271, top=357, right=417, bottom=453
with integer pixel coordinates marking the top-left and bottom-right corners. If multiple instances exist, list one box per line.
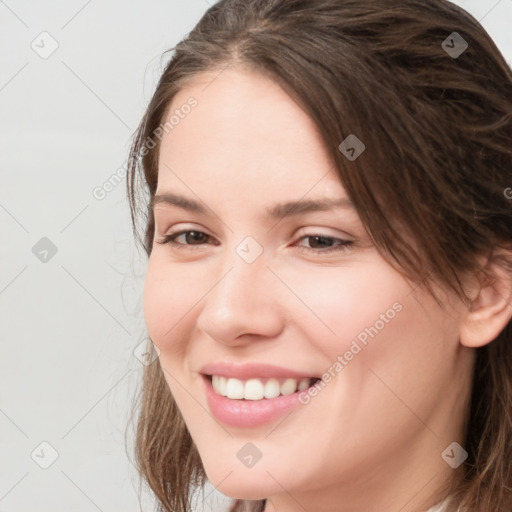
left=202, top=462, right=277, bottom=500
left=213, top=481, right=269, bottom=501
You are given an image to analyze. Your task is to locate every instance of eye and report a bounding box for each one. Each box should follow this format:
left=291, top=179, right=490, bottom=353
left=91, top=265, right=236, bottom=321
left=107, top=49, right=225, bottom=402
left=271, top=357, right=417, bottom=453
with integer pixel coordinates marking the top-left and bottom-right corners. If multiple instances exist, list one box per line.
left=156, top=230, right=217, bottom=250
left=294, top=234, right=354, bottom=255
left=156, top=230, right=353, bottom=255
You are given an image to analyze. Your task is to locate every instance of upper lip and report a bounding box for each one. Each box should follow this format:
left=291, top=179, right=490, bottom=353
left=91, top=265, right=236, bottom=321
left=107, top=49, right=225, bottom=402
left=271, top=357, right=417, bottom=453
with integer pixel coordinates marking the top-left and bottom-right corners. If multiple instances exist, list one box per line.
left=200, top=362, right=319, bottom=380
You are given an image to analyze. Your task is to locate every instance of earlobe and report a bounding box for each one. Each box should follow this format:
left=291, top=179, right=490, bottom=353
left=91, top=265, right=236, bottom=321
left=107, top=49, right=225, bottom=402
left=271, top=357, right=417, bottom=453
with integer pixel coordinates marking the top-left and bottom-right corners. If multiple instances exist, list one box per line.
left=459, top=248, right=512, bottom=348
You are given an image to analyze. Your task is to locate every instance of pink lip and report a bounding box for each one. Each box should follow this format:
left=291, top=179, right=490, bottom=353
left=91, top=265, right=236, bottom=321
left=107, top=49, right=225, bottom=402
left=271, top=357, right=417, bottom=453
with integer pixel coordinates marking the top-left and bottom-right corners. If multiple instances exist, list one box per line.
left=201, top=374, right=309, bottom=428
left=199, top=361, right=319, bottom=380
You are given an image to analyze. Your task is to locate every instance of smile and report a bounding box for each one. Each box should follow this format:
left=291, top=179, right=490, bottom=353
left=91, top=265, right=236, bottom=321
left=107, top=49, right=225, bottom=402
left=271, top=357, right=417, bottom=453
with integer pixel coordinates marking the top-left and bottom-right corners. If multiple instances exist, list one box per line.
left=208, top=375, right=321, bottom=400
left=201, top=371, right=323, bottom=427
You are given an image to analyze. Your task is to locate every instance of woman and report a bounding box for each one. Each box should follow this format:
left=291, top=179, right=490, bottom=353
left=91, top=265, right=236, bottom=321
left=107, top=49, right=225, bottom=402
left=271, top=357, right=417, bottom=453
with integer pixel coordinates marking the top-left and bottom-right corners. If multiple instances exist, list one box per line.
left=126, top=1, right=512, bottom=511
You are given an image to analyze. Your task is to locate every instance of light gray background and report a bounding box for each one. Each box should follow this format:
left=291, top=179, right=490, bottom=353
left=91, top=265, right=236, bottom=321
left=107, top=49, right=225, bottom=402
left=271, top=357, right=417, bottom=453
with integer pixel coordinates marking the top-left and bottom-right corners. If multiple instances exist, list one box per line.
left=1, top=1, right=511, bottom=511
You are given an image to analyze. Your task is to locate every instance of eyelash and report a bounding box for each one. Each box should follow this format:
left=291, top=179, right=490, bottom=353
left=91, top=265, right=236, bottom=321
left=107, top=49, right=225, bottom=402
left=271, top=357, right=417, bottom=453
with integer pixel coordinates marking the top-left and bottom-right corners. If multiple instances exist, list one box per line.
left=156, top=230, right=354, bottom=255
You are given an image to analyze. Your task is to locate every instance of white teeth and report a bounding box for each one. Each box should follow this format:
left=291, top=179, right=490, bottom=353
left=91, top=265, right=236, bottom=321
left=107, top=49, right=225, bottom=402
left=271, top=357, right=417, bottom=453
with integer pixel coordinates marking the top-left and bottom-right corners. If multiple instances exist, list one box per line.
left=226, top=378, right=244, bottom=399
left=244, top=378, right=264, bottom=400
left=297, top=378, right=310, bottom=391
left=264, top=378, right=281, bottom=399
left=211, top=375, right=314, bottom=400
left=280, top=378, right=298, bottom=395
left=212, top=375, right=228, bottom=396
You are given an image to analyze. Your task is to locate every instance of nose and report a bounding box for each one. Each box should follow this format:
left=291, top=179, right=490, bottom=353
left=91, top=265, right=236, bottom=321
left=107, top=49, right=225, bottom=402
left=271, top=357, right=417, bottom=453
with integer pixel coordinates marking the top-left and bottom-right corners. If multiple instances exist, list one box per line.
left=195, top=250, right=285, bottom=346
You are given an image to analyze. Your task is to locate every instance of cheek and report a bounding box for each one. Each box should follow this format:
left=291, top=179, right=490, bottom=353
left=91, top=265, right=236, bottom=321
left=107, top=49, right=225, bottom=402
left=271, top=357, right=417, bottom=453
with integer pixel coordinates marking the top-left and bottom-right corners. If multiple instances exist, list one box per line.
left=316, top=272, right=460, bottom=433
left=143, top=256, right=196, bottom=353
left=284, top=261, right=411, bottom=353
left=288, top=260, right=457, bottom=403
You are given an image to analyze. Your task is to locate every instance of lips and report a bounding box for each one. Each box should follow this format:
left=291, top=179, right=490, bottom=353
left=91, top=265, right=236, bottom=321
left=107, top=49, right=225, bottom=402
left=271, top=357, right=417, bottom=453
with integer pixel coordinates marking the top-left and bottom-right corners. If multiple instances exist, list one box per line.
left=199, top=361, right=320, bottom=381
left=199, top=362, right=322, bottom=427
left=202, top=374, right=316, bottom=427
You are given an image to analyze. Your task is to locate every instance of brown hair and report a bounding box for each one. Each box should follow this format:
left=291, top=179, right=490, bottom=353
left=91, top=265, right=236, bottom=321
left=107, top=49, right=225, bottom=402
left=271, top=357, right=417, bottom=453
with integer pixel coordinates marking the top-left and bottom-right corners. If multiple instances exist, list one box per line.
left=125, top=1, right=512, bottom=511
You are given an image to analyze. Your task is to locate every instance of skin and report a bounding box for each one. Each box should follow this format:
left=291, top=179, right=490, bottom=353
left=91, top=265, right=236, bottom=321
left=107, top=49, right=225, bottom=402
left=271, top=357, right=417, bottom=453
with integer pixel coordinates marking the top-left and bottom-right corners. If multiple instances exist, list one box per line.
left=143, top=67, right=511, bottom=512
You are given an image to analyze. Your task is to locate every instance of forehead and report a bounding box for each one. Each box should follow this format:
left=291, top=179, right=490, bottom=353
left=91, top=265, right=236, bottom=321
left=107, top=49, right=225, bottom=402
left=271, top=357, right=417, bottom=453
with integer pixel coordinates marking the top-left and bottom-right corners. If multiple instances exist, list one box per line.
left=157, top=68, right=342, bottom=200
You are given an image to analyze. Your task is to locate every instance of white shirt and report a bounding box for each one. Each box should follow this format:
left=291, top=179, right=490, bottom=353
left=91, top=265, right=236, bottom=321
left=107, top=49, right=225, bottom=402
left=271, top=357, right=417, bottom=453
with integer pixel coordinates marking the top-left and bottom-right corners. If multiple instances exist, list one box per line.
left=426, top=497, right=452, bottom=512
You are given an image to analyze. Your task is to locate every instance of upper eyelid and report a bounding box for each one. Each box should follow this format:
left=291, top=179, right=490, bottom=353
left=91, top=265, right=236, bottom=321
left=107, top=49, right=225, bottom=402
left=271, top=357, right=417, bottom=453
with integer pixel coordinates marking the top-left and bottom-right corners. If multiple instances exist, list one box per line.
left=163, top=228, right=353, bottom=245
left=153, top=208, right=359, bottom=231
left=161, top=225, right=352, bottom=238
left=152, top=207, right=358, bottom=242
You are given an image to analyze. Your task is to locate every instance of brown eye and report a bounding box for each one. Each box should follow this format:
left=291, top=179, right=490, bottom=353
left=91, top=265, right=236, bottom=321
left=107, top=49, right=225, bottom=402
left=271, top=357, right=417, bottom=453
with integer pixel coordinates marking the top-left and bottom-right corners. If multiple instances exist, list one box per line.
left=156, top=230, right=216, bottom=249
left=295, top=235, right=354, bottom=255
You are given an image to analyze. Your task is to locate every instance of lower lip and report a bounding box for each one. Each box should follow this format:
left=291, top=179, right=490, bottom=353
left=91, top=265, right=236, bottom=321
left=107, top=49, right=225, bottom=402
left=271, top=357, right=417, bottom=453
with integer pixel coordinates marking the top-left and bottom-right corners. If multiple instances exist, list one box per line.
left=202, top=374, right=308, bottom=428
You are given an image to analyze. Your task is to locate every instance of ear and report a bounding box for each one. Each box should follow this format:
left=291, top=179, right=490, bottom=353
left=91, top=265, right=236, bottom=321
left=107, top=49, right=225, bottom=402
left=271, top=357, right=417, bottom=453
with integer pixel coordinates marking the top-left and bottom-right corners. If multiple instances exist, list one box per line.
left=459, top=246, right=512, bottom=348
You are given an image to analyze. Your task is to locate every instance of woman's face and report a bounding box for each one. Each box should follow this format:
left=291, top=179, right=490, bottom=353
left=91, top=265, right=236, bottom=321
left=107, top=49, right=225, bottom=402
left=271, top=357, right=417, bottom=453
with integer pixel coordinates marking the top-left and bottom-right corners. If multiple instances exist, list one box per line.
left=144, top=68, right=473, bottom=510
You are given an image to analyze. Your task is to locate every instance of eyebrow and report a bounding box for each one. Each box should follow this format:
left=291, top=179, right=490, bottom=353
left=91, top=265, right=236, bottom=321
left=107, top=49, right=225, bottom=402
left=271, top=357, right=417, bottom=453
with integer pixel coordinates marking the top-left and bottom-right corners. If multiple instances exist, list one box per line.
left=151, top=192, right=354, bottom=219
